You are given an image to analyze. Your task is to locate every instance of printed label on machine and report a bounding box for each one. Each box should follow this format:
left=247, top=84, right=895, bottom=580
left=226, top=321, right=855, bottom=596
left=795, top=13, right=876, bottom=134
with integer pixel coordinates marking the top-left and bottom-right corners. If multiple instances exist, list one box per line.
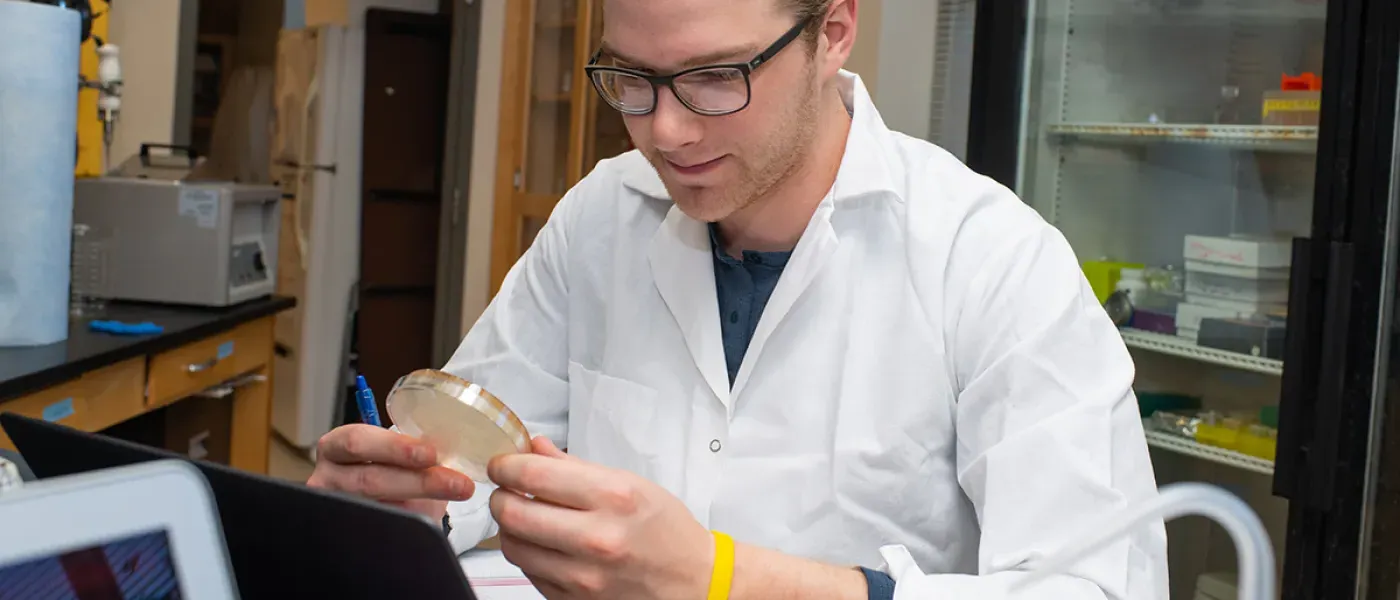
left=178, top=188, right=219, bottom=229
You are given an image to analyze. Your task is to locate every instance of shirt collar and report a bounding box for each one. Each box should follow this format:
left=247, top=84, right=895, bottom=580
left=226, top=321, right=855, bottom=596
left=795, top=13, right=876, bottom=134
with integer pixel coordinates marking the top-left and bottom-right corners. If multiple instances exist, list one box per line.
left=618, top=70, right=904, bottom=204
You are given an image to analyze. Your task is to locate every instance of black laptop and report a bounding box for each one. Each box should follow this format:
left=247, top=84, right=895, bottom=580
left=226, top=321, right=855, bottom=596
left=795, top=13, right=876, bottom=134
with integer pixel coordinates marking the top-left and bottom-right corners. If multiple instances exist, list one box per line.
left=1, top=413, right=477, bottom=599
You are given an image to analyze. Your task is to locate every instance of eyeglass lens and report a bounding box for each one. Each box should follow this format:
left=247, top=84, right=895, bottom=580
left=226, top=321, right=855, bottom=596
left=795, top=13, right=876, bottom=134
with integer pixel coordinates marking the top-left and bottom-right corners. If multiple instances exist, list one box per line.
left=592, top=67, right=750, bottom=115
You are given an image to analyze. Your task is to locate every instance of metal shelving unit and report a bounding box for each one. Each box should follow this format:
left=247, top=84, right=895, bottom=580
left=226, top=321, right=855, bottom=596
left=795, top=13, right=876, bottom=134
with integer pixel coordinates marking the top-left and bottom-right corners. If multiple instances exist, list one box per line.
left=1144, top=427, right=1276, bottom=476
left=1121, top=329, right=1285, bottom=376
left=1048, top=122, right=1318, bottom=153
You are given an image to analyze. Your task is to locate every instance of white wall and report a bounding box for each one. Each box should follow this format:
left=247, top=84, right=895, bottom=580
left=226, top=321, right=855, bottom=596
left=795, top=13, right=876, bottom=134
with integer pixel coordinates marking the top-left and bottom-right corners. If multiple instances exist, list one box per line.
left=873, top=0, right=940, bottom=140
left=107, top=0, right=197, bottom=167
left=460, top=0, right=505, bottom=335
left=845, top=0, right=882, bottom=98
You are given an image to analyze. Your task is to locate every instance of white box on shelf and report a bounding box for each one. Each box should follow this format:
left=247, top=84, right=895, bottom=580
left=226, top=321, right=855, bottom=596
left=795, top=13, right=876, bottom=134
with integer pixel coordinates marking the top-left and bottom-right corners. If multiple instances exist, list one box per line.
left=1184, top=259, right=1291, bottom=281
left=1184, top=234, right=1293, bottom=269
left=1186, top=270, right=1290, bottom=304
left=1176, top=302, right=1246, bottom=332
left=1186, top=293, right=1286, bottom=315
left=1176, top=327, right=1200, bottom=344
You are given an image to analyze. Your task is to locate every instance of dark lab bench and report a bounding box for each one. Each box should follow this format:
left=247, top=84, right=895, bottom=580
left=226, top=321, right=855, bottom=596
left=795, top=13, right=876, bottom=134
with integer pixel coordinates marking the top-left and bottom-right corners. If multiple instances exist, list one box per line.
left=0, top=296, right=295, bottom=474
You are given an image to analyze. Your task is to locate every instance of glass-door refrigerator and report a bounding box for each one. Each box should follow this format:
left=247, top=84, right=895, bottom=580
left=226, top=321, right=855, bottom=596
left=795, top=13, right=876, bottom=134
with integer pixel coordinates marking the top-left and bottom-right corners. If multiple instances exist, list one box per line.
left=965, top=1, right=1400, bottom=598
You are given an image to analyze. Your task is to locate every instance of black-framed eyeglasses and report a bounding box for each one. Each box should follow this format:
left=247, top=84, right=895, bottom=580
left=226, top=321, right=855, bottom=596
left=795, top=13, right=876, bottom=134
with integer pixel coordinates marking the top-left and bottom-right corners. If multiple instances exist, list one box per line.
left=585, top=18, right=812, bottom=117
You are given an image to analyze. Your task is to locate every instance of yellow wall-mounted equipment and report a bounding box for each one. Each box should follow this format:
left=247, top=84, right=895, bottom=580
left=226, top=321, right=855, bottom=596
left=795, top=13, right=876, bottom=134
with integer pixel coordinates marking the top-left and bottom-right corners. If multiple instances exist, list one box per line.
left=75, top=0, right=109, bottom=177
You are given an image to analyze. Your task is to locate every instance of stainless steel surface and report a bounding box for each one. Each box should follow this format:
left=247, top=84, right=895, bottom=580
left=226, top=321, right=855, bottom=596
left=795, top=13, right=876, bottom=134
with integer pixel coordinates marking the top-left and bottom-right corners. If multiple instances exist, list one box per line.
left=72, top=177, right=281, bottom=307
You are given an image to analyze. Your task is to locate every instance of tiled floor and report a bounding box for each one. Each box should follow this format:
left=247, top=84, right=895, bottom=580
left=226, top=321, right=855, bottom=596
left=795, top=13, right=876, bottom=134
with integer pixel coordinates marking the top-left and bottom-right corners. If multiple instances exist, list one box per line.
left=268, top=435, right=316, bottom=483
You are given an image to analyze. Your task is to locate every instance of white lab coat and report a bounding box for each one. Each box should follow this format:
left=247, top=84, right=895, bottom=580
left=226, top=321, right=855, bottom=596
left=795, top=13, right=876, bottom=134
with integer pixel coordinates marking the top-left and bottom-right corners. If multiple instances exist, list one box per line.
left=443, top=71, right=1169, bottom=599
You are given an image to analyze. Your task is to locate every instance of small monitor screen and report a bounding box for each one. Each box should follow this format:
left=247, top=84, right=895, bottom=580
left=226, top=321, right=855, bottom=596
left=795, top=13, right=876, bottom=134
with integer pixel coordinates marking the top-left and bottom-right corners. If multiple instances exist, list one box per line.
left=0, top=529, right=182, bottom=600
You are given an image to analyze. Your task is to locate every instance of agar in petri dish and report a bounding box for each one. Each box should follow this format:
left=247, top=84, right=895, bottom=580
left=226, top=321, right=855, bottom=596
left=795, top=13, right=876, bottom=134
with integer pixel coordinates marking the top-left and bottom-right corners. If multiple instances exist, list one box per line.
left=385, top=370, right=531, bottom=484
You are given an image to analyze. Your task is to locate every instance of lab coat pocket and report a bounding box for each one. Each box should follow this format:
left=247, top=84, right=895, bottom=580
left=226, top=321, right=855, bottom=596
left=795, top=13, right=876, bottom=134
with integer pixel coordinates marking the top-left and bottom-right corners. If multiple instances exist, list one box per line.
left=567, top=361, right=661, bottom=478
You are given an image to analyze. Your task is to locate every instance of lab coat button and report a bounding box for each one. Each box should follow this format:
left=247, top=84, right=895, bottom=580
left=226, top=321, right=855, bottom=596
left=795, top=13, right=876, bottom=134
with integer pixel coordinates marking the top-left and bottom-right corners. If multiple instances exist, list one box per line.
left=709, top=439, right=722, bottom=452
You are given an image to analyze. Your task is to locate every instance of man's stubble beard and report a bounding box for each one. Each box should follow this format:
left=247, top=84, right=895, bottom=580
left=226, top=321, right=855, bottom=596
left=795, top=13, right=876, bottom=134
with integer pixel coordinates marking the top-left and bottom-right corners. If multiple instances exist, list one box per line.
left=650, top=66, right=822, bottom=223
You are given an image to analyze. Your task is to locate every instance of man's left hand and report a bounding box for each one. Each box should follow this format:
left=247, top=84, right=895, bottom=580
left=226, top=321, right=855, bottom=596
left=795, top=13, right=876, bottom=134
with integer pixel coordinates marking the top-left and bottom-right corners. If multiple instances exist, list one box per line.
left=487, top=437, right=714, bottom=599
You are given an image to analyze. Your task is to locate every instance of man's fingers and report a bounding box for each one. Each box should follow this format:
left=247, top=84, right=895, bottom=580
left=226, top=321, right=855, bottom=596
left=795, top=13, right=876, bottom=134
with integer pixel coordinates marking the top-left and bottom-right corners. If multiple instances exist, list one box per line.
left=530, top=436, right=572, bottom=460
left=490, top=488, right=598, bottom=557
left=487, top=453, right=612, bottom=510
left=315, top=462, right=474, bottom=502
left=499, top=531, right=596, bottom=597
left=317, top=424, right=438, bottom=468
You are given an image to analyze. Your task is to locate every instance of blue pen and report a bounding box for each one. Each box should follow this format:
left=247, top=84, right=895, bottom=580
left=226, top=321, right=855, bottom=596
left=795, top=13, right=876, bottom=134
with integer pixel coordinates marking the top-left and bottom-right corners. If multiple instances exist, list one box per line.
left=355, top=376, right=383, bottom=427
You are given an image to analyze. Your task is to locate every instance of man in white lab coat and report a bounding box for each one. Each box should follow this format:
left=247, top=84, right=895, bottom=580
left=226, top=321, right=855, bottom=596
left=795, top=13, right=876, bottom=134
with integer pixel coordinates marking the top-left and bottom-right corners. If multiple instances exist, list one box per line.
left=308, top=0, right=1170, bottom=598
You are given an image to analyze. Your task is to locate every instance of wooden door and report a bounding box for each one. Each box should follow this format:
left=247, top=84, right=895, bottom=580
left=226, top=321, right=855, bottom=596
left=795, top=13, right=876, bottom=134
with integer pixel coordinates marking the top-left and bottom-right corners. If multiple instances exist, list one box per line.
left=489, top=0, right=593, bottom=294
left=580, top=0, right=632, bottom=174
left=357, top=9, right=453, bottom=417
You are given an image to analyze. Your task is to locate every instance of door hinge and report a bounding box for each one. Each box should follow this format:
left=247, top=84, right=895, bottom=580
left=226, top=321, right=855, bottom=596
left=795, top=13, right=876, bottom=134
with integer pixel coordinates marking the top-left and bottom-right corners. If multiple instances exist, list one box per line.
left=513, top=169, right=523, bottom=190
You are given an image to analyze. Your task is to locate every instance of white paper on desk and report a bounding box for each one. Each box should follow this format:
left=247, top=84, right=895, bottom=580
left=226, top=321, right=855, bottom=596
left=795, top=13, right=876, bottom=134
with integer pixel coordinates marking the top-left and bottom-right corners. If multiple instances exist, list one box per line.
left=460, top=550, right=544, bottom=600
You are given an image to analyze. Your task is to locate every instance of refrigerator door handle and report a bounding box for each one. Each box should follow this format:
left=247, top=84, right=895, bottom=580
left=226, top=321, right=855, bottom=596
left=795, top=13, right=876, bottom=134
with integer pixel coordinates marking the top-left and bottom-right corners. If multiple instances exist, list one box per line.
left=1273, top=239, right=1356, bottom=509
left=1305, top=241, right=1355, bottom=510
left=1275, top=238, right=1319, bottom=500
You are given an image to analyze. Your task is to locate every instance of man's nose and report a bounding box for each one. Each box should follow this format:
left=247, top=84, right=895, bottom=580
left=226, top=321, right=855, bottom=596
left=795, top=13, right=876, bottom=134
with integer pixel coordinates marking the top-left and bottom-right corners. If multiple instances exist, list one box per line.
left=648, top=86, right=702, bottom=152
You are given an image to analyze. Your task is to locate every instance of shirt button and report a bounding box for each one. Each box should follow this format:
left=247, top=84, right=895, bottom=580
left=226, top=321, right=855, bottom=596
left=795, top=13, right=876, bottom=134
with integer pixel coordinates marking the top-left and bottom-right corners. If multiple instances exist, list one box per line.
left=710, top=439, right=722, bottom=453
left=729, top=311, right=738, bottom=324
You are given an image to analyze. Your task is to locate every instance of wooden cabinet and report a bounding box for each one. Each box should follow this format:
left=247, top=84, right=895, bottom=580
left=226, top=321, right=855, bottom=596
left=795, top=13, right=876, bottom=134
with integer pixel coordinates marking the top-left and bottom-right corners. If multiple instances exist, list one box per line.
left=490, top=0, right=632, bottom=294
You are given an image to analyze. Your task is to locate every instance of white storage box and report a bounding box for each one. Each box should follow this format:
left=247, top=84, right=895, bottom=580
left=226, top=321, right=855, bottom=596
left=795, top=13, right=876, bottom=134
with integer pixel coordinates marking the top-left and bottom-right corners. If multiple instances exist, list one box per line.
left=1184, top=234, right=1293, bottom=269
left=1185, top=259, right=1291, bottom=281
left=1187, top=270, right=1290, bottom=304
left=1185, top=293, right=1287, bottom=315
left=1177, top=302, right=1247, bottom=332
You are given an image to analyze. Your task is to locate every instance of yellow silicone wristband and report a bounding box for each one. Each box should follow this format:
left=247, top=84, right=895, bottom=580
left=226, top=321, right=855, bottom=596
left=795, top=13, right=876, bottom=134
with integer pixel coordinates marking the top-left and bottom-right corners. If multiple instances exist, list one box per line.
left=708, top=531, right=736, bottom=600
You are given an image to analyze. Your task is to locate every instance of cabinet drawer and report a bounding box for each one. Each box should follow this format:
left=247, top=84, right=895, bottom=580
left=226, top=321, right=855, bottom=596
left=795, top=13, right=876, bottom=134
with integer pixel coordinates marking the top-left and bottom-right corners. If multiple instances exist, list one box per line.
left=0, top=359, right=147, bottom=451
left=148, top=318, right=273, bottom=408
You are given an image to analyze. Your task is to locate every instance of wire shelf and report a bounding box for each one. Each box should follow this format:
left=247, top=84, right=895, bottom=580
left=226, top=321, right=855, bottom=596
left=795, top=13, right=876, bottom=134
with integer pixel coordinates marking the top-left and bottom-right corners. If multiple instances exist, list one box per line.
left=1121, top=329, right=1284, bottom=376
left=1048, top=122, right=1318, bottom=153
left=1143, top=427, right=1276, bottom=476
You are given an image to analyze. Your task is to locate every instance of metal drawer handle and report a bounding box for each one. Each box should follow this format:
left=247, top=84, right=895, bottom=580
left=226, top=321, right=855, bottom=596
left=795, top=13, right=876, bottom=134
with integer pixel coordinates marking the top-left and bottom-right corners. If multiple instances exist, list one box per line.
left=186, top=358, right=220, bottom=373
left=193, top=374, right=268, bottom=399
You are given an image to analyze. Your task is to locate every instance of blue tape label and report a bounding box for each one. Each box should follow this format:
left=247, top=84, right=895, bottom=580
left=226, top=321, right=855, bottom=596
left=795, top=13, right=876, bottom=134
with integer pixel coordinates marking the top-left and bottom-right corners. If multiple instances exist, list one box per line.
left=217, top=341, right=235, bottom=360
left=42, top=398, right=75, bottom=422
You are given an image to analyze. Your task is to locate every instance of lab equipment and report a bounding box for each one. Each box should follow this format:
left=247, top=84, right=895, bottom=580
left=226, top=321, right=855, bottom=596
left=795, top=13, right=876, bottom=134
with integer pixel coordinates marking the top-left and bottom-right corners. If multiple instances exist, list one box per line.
left=1013, top=482, right=1274, bottom=600
left=69, top=222, right=110, bottom=316
left=2, top=412, right=480, bottom=599
left=385, top=370, right=531, bottom=484
left=0, top=0, right=80, bottom=347
left=72, top=148, right=281, bottom=307
left=355, top=375, right=383, bottom=427
left=0, top=459, right=238, bottom=599
left=27, top=0, right=124, bottom=173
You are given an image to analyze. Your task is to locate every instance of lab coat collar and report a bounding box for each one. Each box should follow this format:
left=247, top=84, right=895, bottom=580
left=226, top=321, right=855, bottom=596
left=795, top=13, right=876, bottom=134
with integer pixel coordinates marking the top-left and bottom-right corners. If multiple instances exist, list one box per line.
left=619, top=70, right=904, bottom=204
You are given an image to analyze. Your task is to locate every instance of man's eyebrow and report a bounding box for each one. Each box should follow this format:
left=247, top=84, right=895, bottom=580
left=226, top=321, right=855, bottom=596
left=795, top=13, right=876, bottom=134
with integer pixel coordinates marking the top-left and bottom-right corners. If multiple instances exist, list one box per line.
left=598, top=41, right=759, bottom=72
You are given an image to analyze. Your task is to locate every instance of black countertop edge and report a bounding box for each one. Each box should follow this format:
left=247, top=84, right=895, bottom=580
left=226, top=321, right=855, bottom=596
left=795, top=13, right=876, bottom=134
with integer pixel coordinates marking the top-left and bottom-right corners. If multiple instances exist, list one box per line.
left=0, top=296, right=297, bottom=402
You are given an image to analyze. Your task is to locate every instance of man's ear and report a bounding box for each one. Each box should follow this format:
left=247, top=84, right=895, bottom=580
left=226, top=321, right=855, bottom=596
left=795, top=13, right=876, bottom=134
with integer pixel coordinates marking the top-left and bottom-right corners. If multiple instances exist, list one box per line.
left=819, top=0, right=858, bottom=79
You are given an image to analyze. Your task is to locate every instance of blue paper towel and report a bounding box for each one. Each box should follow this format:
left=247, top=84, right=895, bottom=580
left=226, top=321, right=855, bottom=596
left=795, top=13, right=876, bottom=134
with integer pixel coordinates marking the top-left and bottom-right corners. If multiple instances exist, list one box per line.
left=0, top=1, right=80, bottom=347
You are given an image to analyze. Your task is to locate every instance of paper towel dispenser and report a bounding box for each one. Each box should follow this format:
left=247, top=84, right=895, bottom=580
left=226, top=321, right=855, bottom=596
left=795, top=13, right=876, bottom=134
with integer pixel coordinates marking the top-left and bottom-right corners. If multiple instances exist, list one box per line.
left=73, top=161, right=281, bottom=308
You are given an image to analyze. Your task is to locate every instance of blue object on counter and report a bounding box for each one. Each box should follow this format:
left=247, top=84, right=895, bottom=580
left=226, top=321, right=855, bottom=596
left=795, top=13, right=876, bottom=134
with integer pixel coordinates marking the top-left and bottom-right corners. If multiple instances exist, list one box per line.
left=88, top=320, right=165, bottom=336
left=355, top=375, right=383, bottom=428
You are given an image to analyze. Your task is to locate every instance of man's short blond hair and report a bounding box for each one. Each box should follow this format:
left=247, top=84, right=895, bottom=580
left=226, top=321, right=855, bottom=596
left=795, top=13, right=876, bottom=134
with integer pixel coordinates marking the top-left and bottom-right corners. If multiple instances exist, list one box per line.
left=783, top=0, right=833, bottom=44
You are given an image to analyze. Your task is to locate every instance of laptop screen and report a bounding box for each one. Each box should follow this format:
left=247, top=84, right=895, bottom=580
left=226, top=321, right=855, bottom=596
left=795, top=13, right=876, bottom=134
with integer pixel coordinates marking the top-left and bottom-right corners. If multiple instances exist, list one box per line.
left=0, top=529, right=182, bottom=599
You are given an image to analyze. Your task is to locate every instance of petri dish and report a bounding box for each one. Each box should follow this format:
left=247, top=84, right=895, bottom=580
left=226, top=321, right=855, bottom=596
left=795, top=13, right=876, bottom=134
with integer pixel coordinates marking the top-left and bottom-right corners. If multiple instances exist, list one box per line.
left=385, top=370, right=531, bottom=484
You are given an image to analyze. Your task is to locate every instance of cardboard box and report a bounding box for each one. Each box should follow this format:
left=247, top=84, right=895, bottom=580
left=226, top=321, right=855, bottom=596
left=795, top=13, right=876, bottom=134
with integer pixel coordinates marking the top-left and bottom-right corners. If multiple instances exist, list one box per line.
left=1263, top=90, right=1321, bottom=126
left=164, top=396, right=233, bottom=464
left=305, top=0, right=349, bottom=26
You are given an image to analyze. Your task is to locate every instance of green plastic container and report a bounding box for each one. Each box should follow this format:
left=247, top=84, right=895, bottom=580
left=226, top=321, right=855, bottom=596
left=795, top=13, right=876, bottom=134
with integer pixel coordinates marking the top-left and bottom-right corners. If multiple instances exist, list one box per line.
left=1137, top=392, right=1203, bottom=419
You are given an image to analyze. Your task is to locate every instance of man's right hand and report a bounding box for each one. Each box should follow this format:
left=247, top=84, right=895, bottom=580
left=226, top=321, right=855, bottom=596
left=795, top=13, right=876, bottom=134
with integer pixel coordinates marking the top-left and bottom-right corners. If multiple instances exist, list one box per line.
left=307, top=424, right=476, bottom=521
